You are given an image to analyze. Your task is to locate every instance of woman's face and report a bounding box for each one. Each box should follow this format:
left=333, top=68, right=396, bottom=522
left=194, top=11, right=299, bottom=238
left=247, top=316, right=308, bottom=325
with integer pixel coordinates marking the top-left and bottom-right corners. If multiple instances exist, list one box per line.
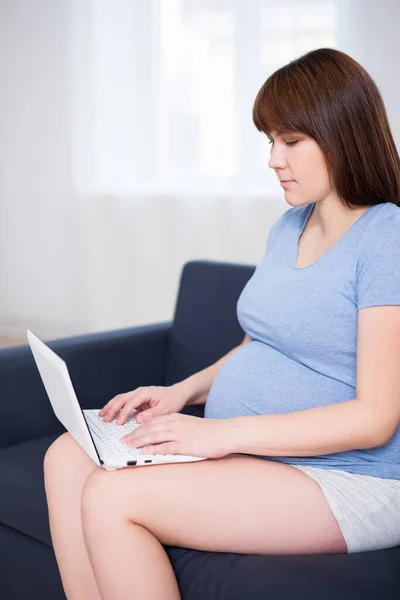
left=267, top=130, right=334, bottom=207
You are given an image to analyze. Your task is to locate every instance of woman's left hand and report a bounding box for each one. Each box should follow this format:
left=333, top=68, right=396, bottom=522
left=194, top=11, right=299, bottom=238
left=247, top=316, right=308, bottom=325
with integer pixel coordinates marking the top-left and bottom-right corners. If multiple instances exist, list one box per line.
left=120, top=413, right=234, bottom=459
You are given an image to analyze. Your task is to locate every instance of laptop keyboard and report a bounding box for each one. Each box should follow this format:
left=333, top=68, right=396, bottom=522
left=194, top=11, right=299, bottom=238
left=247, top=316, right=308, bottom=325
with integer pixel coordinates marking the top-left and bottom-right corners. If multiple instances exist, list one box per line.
left=84, top=409, right=144, bottom=457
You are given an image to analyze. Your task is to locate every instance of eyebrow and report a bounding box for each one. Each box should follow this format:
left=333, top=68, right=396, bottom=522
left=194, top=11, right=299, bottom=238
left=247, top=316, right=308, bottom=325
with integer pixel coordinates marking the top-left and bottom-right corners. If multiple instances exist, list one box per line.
left=267, top=131, right=300, bottom=140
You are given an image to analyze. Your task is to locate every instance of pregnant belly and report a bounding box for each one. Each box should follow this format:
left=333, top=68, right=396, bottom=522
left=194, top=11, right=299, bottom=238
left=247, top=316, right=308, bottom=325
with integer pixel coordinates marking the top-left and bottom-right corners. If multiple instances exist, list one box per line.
left=204, top=340, right=354, bottom=420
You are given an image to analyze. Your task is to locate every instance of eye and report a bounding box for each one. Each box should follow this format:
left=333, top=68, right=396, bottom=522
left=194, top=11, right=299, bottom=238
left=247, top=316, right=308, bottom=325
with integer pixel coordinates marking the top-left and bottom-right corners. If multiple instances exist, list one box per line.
left=267, top=139, right=298, bottom=146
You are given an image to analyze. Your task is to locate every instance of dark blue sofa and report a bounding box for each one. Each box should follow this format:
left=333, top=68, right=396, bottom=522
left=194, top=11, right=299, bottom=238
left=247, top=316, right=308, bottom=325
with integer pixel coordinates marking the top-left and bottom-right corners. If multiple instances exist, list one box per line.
left=0, top=260, right=399, bottom=599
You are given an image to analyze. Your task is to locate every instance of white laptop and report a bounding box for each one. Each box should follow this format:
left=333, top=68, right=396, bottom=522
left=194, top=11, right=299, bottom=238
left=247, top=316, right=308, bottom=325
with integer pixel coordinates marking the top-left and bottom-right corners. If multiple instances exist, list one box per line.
left=27, top=329, right=207, bottom=470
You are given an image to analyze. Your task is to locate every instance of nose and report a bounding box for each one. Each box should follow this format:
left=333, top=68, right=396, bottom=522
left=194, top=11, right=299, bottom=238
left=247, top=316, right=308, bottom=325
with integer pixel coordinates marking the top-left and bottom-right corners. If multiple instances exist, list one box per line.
left=268, top=143, right=287, bottom=170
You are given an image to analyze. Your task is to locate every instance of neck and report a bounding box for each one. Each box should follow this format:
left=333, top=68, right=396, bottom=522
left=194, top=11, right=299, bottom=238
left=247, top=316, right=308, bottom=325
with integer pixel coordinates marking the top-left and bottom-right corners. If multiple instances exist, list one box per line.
left=310, top=199, right=369, bottom=240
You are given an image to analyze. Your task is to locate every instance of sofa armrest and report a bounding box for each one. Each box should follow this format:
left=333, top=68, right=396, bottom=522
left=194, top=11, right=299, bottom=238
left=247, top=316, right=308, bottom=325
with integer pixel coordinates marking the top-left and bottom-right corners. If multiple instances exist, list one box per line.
left=0, top=322, right=171, bottom=449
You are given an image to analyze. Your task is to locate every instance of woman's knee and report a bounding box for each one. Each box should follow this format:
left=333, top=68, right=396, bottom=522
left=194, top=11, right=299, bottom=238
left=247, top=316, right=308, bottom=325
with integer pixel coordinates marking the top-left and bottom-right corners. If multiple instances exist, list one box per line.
left=44, top=432, right=72, bottom=473
left=81, top=469, right=119, bottom=527
left=82, top=468, right=118, bottom=504
left=44, top=432, right=97, bottom=482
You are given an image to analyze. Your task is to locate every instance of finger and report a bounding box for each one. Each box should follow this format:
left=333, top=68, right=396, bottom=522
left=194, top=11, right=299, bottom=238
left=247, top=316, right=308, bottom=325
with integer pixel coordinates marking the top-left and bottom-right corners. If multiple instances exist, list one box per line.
left=101, top=393, right=132, bottom=421
left=139, top=442, right=179, bottom=455
left=116, top=390, right=151, bottom=425
left=120, top=415, right=175, bottom=443
left=135, top=400, right=151, bottom=413
left=105, top=389, right=152, bottom=422
left=135, top=405, right=161, bottom=423
left=122, top=427, right=174, bottom=447
left=98, top=399, right=115, bottom=416
left=99, top=397, right=120, bottom=420
left=136, top=412, right=176, bottom=426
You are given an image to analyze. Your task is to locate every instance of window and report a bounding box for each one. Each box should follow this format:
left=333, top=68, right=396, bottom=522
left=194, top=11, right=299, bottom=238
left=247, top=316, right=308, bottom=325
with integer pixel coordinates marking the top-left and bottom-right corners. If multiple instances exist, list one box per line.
left=71, top=0, right=338, bottom=196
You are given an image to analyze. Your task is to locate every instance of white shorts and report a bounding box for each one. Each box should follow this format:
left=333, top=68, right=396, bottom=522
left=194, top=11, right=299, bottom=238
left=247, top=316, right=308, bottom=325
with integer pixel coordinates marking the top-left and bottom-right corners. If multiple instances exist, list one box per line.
left=288, top=464, right=400, bottom=554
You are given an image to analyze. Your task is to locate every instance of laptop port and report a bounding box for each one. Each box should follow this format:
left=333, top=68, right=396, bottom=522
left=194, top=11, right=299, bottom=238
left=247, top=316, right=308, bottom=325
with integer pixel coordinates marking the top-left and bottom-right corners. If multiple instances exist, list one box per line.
left=127, top=460, right=137, bottom=466
left=145, top=460, right=152, bottom=463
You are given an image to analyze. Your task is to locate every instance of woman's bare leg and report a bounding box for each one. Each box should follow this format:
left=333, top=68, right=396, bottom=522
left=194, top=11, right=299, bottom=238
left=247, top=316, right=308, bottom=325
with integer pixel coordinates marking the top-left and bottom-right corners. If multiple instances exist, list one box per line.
left=43, top=432, right=102, bottom=600
left=80, top=454, right=346, bottom=600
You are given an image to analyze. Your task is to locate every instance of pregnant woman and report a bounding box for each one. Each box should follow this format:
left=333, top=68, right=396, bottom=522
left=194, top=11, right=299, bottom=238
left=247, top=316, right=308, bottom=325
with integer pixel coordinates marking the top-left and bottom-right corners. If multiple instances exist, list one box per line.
left=44, top=47, right=400, bottom=600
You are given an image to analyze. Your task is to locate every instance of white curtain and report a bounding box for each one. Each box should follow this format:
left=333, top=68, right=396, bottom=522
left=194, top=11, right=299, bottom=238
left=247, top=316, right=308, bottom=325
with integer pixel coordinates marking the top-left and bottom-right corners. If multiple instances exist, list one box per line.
left=71, top=0, right=337, bottom=196
left=0, top=0, right=398, bottom=341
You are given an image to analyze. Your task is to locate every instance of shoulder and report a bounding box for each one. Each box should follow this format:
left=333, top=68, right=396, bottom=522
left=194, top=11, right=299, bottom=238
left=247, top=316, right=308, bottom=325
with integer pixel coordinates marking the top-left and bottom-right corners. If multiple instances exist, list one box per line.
left=363, top=201, right=400, bottom=229
left=356, top=202, right=400, bottom=309
left=358, top=202, right=400, bottom=251
left=356, top=202, right=400, bottom=279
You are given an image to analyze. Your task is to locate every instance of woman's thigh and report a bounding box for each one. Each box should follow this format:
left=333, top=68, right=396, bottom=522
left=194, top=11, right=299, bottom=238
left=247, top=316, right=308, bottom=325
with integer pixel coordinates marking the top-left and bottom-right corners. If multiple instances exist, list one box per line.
left=44, top=432, right=100, bottom=488
left=44, top=432, right=101, bottom=524
left=82, top=453, right=348, bottom=555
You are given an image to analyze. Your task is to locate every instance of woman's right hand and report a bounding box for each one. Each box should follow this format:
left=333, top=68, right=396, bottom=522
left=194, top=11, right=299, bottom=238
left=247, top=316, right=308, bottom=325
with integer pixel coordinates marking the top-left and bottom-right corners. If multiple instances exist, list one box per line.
left=98, top=384, right=189, bottom=426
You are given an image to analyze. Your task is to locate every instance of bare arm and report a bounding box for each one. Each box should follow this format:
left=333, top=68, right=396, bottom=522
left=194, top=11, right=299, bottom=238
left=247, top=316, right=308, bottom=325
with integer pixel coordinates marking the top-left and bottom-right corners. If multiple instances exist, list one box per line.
left=181, top=334, right=251, bottom=407
left=226, top=397, right=392, bottom=457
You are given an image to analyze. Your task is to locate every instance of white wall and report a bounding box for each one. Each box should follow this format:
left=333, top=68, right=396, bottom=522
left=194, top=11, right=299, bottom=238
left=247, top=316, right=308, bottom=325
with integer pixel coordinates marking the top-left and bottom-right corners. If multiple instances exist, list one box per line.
left=337, top=0, right=400, bottom=148
left=1, top=0, right=399, bottom=342
left=0, top=0, right=287, bottom=341
left=0, top=0, right=86, bottom=339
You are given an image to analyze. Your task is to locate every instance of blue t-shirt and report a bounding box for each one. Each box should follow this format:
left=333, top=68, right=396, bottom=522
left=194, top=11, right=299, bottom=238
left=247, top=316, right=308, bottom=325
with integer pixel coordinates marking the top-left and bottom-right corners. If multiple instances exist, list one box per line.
left=204, top=201, right=400, bottom=479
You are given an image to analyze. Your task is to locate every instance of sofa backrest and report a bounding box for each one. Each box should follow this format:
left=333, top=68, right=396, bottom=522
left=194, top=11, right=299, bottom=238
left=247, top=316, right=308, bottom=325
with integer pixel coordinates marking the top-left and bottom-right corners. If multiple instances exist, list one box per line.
left=165, top=260, right=255, bottom=385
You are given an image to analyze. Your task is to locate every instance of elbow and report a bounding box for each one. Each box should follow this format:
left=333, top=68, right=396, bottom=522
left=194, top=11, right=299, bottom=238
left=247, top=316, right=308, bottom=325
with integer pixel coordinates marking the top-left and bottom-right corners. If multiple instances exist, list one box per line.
left=360, top=402, right=399, bottom=448
left=368, top=424, right=397, bottom=448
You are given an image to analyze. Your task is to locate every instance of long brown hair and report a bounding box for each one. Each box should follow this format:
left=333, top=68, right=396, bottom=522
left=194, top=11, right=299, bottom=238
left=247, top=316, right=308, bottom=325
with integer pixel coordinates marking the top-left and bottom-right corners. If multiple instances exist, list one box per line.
left=253, top=48, right=400, bottom=208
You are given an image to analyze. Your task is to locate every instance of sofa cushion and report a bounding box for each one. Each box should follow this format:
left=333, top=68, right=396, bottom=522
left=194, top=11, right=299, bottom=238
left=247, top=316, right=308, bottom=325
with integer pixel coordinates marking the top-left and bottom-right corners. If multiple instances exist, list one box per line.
left=0, top=434, right=59, bottom=546
left=0, top=522, right=66, bottom=599
left=166, top=260, right=255, bottom=385
left=167, top=546, right=400, bottom=600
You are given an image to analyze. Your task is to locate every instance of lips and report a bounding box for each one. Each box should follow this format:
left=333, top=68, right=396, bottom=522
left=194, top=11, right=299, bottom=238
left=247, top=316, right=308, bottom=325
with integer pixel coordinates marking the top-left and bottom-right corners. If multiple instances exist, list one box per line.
left=280, top=180, right=296, bottom=188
